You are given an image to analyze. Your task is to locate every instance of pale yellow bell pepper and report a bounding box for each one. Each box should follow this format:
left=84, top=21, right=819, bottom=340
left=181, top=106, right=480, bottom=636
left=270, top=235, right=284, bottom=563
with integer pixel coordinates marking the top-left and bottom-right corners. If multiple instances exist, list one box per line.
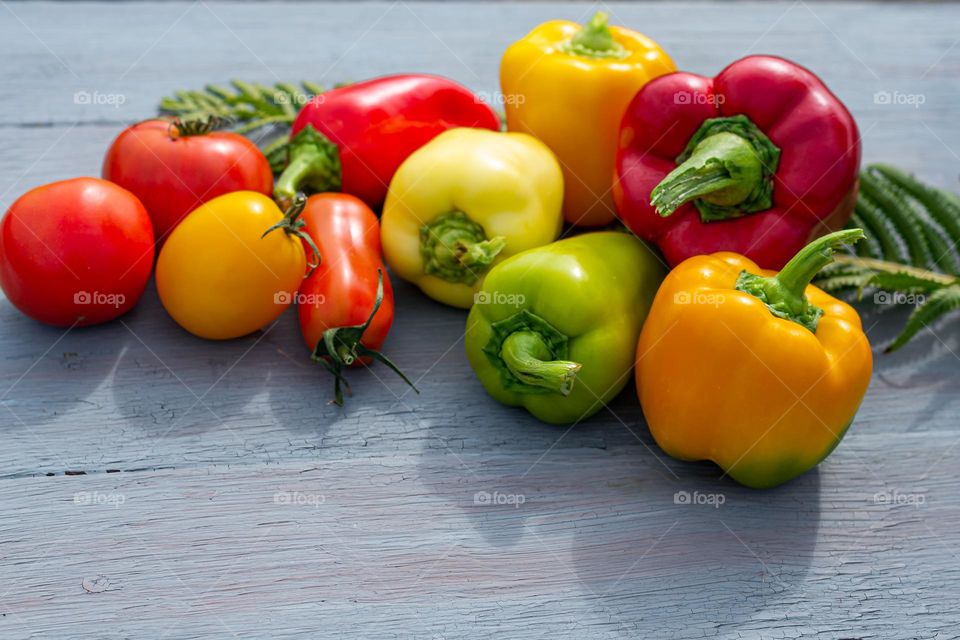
left=381, top=128, right=563, bottom=308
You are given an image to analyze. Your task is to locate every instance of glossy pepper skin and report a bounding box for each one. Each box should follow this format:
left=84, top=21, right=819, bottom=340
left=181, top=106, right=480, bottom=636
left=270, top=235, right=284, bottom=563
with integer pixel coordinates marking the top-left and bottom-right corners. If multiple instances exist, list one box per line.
left=615, top=56, right=860, bottom=270
left=636, top=230, right=872, bottom=488
left=275, top=75, right=501, bottom=210
left=381, top=128, right=564, bottom=309
left=501, top=12, right=674, bottom=227
left=466, top=232, right=665, bottom=424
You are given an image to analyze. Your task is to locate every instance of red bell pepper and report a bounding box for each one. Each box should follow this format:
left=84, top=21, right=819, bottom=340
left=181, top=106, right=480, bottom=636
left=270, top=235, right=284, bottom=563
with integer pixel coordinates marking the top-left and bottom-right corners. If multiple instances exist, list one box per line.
left=614, top=55, right=860, bottom=269
left=275, top=74, right=500, bottom=209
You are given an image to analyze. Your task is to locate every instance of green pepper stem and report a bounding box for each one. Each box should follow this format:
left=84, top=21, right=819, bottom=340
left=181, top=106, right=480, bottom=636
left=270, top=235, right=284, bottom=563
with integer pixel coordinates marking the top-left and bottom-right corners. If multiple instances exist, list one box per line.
left=499, top=331, right=582, bottom=396
left=458, top=237, right=507, bottom=268
left=651, top=115, right=781, bottom=222
left=777, top=229, right=867, bottom=297
left=273, top=125, right=342, bottom=208
left=420, top=211, right=505, bottom=285
left=649, top=160, right=739, bottom=217
left=561, top=11, right=628, bottom=59
left=735, top=229, right=866, bottom=333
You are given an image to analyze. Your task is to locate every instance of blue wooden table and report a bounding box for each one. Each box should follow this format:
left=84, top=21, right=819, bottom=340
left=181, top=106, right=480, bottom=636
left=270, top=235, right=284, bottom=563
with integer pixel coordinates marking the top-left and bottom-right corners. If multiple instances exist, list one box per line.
left=1, top=2, right=959, bottom=638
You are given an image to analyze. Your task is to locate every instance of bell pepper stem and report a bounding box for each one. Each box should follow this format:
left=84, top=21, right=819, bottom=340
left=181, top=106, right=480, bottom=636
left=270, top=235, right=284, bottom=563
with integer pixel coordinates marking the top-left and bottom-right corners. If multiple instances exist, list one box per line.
left=651, top=115, right=781, bottom=222
left=273, top=125, right=342, bottom=208
left=420, top=211, right=505, bottom=285
left=735, top=229, right=866, bottom=333
left=499, top=331, right=582, bottom=396
left=649, top=161, right=737, bottom=217
left=457, top=236, right=507, bottom=268
left=562, top=11, right=627, bottom=59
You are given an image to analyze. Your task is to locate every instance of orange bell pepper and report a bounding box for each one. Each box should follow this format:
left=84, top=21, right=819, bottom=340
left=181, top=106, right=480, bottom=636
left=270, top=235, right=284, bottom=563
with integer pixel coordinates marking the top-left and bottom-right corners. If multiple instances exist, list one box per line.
left=636, top=229, right=873, bottom=488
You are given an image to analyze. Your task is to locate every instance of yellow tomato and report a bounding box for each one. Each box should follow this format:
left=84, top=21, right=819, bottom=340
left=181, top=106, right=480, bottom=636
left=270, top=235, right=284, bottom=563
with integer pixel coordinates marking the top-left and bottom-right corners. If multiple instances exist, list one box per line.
left=157, top=191, right=307, bottom=340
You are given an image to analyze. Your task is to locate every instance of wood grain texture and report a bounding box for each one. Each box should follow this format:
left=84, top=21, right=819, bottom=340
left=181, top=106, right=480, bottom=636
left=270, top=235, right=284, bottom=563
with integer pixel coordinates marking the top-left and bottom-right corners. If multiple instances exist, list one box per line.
left=0, top=2, right=959, bottom=638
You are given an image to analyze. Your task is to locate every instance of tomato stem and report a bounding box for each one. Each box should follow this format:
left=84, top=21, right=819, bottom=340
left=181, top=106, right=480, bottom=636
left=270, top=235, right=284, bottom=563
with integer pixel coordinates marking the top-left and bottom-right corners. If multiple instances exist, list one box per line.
left=169, top=115, right=226, bottom=137
left=311, top=270, right=419, bottom=406
left=261, top=195, right=322, bottom=276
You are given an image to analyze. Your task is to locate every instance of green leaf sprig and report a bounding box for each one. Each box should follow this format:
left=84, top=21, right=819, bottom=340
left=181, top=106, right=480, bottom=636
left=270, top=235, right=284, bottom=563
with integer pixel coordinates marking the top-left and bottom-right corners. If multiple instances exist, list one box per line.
left=159, top=80, right=330, bottom=171
left=814, top=164, right=960, bottom=351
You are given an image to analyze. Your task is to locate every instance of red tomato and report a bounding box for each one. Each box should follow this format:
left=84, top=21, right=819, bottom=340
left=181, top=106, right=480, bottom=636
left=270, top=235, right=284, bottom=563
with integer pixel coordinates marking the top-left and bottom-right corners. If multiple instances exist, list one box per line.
left=297, top=193, right=415, bottom=404
left=0, top=178, right=154, bottom=327
left=102, top=119, right=273, bottom=242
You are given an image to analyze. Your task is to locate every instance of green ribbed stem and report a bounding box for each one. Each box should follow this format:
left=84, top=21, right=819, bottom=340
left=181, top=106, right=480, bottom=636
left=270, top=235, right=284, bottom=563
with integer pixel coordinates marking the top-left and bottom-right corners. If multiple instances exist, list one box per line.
left=420, top=211, right=505, bottom=285
left=735, top=229, right=866, bottom=333
left=500, top=331, right=582, bottom=396
left=560, top=11, right=628, bottom=60
left=273, top=125, right=341, bottom=208
left=651, top=115, right=781, bottom=222
left=481, top=309, right=580, bottom=396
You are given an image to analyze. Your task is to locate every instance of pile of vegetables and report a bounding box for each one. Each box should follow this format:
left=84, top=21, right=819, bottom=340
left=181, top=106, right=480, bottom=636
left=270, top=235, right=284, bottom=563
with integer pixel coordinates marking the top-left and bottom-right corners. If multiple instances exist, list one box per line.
left=1, top=12, right=956, bottom=489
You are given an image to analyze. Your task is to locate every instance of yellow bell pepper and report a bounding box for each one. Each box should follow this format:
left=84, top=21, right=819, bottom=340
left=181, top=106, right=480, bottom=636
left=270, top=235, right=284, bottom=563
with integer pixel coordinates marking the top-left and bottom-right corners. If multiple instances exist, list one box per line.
left=636, top=230, right=873, bottom=488
left=500, top=12, right=675, bottom=227
left=381, top=127, right=563, bottom=309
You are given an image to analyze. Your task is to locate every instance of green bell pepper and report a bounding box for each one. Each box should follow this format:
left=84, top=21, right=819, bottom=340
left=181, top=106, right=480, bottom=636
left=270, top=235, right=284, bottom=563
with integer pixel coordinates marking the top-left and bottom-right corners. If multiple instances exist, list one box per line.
left=465, top=231, right=666, bottom=424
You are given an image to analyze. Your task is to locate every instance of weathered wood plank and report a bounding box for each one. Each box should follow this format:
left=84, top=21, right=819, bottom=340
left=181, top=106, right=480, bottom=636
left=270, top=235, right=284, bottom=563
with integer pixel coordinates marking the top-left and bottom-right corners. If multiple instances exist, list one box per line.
left=0, top=268, right=957, bottom=479
left=0, top=2, right=959, bottom=639
left=1, top=439, right=958, bottom=638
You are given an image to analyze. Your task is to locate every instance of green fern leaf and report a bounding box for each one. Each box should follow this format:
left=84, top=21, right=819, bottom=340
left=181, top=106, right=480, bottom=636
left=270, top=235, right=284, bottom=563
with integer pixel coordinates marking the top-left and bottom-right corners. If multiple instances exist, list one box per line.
left=860, top=171, right=936, bottom=269
left=159, top=81, right=326, bottom=133
left=853, top=194, right=911, bottom=264
left=886, top=285, right=960, bottom=352
left=867, top=271, right=948, bottom=293
left=865, top=167, right=960, bottom=274
left=847, top=211, right=883, bottom=259
left=815, top=273, right=875, bottom=294
left=817, top=260, right=867, bottom=279
left=870, top=165, right=960, bottom=269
